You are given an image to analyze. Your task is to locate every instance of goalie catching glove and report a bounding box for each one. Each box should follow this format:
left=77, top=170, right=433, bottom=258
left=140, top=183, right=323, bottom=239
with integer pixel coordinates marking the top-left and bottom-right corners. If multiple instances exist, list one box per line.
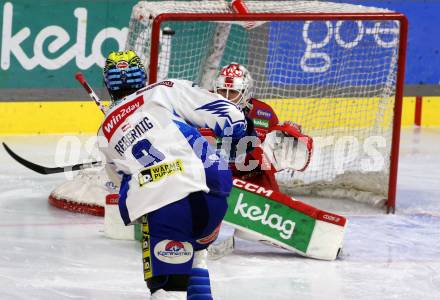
left=261, top=122, right=313, bottom=172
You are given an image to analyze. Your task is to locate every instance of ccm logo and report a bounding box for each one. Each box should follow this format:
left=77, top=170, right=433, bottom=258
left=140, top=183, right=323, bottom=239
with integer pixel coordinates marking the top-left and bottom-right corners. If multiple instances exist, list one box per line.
left=322, top=214, right=340, bottom=223
left=233, top=178, right=273, bottom=197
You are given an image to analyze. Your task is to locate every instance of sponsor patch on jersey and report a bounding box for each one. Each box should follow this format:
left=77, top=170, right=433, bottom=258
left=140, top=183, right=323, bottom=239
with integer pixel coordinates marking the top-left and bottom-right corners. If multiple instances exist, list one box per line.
left=253, top=118, right=269, bottom=128
left=256, top=109, right=272, bottom=119
left=102, top=95, right=144, bottom=141
left=154, top=240, right=193, bottom=264
left=138, top=159, right=184, bottom=186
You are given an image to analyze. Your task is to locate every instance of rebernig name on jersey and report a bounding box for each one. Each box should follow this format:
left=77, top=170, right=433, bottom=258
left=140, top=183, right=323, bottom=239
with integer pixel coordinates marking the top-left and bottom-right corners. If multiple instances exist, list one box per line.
left=115, top=117, right=154, bottom=156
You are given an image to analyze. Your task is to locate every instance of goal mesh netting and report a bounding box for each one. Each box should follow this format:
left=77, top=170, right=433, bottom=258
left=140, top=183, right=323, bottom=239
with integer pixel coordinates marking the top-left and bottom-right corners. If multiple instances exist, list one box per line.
left=125, top=0, right=407, bottom=212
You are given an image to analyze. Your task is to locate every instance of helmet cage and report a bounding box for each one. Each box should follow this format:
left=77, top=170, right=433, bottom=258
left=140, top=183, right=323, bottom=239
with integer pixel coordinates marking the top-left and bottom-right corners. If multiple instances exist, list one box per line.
left=103, top=51, right=146, bottom=101
left=213, top=63, right=253, bottom=109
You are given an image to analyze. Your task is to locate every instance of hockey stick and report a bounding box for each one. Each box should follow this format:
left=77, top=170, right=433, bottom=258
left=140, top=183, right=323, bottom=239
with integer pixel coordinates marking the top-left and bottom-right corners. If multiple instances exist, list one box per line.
left=75, top=72, right=107, bottom=114
left=1, top=74, right=107, bottom=175
left=2, top=142, right=102, bottom=175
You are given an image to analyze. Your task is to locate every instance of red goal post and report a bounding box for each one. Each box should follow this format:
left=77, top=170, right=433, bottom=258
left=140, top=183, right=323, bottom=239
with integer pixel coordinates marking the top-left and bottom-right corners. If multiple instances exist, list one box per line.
left=126, top=0, right=408, bottom=213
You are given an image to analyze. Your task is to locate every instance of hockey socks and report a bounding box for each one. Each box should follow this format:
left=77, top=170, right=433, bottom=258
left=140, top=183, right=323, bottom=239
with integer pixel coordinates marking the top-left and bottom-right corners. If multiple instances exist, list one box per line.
left=187, top=249, right=213, bottom=300
left=187, top=268, right=212, bottom=300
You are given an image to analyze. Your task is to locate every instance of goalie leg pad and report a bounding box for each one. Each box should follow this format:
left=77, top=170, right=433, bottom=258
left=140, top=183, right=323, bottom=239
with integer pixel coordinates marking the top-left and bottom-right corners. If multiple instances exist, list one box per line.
left=224, top=179, right=347, bottom=260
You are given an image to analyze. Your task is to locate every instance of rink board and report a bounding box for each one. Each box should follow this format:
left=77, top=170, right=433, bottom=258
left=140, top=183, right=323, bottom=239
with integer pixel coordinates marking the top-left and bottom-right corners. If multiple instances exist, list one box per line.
left=0, top=97, right=436, bottom=135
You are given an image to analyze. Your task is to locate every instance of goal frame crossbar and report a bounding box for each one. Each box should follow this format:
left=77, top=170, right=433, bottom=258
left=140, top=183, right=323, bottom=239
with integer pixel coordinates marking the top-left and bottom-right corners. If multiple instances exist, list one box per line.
left=145, top=12, right=408, bottom=213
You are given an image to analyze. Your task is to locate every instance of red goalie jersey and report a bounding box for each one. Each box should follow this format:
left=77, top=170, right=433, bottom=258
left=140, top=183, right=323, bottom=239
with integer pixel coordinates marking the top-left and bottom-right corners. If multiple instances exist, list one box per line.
left=231, top=97, right=281, bottom=192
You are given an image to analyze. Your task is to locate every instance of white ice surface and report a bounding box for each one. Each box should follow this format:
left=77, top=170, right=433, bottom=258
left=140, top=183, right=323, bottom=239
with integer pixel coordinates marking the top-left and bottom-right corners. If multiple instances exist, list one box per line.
left=0, top=129, right=439, bottom=300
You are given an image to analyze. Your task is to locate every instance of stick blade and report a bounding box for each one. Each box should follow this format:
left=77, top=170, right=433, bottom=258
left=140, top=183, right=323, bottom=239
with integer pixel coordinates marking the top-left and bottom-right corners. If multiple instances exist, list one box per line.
left=2, top=142, right=102, bottom=175
left=2, top=142, right=51, bottom=174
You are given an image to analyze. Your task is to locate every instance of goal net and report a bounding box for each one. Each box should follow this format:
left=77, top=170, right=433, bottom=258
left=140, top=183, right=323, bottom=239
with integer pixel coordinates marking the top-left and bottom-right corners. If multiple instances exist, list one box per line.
left=123, top=0, right=407, bottom=213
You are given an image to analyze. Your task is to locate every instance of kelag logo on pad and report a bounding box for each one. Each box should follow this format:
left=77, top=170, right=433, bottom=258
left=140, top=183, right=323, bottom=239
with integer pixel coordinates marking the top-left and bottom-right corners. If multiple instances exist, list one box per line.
left=233, top=193, right=296, bottom=240
left=224, top=184, right=317, bottom=253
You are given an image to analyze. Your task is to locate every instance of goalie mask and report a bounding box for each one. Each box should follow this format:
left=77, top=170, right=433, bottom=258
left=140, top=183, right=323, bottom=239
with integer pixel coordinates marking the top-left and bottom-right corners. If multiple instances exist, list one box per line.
left=214, top=63, right=253, bottom=109
left=103, top=50, right=146, bottom=101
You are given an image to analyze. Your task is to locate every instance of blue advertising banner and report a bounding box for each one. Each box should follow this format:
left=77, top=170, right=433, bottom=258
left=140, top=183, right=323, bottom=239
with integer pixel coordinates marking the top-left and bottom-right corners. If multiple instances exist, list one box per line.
left=266, top=20, right=399, bottom=86
left=332, top=0, right=440, bottom=86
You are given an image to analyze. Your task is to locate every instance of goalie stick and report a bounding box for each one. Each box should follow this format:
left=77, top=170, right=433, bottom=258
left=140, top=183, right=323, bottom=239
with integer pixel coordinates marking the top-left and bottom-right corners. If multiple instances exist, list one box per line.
left=2, top=142, right=102, bottom=175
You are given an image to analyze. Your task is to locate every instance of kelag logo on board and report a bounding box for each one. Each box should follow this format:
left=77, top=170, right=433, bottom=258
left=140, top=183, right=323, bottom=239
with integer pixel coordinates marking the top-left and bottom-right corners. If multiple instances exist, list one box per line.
left=0, top=1, right=136, bottom=89
left=1, top=2, right=128, bottom=71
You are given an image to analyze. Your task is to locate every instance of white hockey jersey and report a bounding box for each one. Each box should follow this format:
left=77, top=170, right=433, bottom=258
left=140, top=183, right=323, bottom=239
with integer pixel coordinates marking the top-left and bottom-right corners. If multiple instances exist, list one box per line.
left=97, top=79, right=247, bottom=225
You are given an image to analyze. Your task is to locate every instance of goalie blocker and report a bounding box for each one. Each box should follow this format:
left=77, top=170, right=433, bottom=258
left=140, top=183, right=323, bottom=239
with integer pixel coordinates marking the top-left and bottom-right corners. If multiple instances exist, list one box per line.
left=106, top=178, right=346, bottom=261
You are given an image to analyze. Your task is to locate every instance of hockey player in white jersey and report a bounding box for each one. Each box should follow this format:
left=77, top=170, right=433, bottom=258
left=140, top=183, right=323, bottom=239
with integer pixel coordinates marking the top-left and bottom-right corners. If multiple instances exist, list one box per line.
left=98, top=51, right=248, bottom=299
